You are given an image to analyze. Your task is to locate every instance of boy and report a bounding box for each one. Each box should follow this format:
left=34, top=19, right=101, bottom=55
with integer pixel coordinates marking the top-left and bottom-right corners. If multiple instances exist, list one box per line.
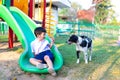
left=29, top=27, right=56, bottom=76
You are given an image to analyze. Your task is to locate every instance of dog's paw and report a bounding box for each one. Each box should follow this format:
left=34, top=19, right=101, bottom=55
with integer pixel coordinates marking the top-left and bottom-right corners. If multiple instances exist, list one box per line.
left=76, top=59, right=80, bottom=64
left=85, top=60, right=88, bottom=64
left=89, top=58, right=92, bottom=61
left=89, top=56, right=92, bottom=61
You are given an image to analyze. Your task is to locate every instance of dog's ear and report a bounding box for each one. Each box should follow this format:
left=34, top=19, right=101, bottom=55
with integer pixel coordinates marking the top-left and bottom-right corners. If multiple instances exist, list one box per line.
left=69, top=35, right=78, bottom=43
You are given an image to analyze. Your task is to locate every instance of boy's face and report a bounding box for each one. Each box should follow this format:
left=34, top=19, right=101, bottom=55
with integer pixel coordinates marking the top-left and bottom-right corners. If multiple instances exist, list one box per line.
left=38, top=32, right=46, bottom=40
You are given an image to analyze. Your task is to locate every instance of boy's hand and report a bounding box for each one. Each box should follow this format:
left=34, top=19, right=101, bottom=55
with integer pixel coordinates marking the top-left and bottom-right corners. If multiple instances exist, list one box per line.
left=50, top=37, right=55, bottom=48
left=51, top=37, right=55, bottom=44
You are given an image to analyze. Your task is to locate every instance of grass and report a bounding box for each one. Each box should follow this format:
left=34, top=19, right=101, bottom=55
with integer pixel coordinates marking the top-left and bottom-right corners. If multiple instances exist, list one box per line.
left=54, top=30, right=120, bottom=80
left=0, top=34, right=23, bottom=53
left=0, top=35, right=8, bottom=42
left=1, top=29, right=120, bottom=80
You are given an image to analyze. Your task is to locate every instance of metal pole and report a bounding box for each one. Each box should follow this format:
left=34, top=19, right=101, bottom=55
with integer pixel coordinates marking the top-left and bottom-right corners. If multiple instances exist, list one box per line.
left=42, top=0, right=46, bottom=28
left=8, top=0, right=14, bottom=48
left=29, top=0, right=33, bottom=18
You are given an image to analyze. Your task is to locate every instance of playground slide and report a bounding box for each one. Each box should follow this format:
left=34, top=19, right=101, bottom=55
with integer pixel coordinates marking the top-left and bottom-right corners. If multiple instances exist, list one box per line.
left=0, top=5, right=63, bottom=73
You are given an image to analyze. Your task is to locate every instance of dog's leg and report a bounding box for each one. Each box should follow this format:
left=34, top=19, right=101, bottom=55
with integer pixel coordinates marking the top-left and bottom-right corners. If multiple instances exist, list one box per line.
left=76, top=51, right=80, bottom=63
left=89, top=48, right=92, bottom=61
left=83, top=52, right=88, bottom=64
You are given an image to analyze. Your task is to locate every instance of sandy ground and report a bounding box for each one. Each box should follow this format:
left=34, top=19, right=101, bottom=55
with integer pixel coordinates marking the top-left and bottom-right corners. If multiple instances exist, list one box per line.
left=0, top=42, right=69, bottom=80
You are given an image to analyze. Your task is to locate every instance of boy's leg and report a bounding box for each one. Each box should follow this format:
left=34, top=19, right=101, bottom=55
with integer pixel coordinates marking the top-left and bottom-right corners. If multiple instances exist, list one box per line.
left=29, top=58, right=42, bottom=66
left=29, top=58, right=47, bottom=69
left=44, top=55, right=53, bottom=69
left=44, top=55, right=56, bottom=76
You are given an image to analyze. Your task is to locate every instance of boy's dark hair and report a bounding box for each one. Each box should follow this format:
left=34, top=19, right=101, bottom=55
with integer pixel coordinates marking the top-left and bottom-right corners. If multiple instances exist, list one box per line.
left=34, top=27, right=46, bottom=37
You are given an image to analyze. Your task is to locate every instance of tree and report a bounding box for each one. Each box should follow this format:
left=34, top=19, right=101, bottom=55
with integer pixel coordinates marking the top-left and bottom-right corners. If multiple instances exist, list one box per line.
left=58, top=2, right=81, bottom=22
left=95, top=0, right=114, bottom=24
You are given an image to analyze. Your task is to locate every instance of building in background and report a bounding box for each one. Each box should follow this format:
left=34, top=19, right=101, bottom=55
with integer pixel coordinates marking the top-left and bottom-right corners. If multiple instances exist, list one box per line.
left=111, top=0, right=120, bottom=22
left=34, top=0, right=71, bottom=37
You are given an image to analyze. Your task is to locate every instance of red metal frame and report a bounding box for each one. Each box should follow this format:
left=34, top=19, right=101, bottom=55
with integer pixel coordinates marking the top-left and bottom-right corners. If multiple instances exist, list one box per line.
left=11, top=0, right=14, bottom=6
left=8, top=27, right=13, bottom=48
left=42, top=0, right=46, bottom=28
left=29, top=0, right=33, bottom=18
left=8, top=0, right=46, bottom=48
left=8, top=0, right=14, bottom=48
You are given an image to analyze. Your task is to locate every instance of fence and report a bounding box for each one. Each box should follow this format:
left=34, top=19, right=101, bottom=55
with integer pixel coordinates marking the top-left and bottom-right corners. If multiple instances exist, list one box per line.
left=0, top=21, right=8, bottom=35
left=77, top=21, right=96, bottom=39
left=57, top=21, right=96, bottom=39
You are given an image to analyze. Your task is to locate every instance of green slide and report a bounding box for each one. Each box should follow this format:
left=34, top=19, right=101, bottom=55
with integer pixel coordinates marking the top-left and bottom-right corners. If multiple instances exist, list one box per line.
left=0, top=5, right=63, bottom=73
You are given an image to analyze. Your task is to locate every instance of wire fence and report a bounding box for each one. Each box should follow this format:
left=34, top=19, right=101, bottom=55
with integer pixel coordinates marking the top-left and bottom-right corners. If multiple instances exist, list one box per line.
left=0, top=21, right=8, bottom=42
left=0, top=21, right=8, bottom=35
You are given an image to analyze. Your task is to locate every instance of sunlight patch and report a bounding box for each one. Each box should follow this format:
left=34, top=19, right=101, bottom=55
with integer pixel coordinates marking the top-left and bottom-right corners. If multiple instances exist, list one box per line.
left=56, top=43, right=65, bottom=47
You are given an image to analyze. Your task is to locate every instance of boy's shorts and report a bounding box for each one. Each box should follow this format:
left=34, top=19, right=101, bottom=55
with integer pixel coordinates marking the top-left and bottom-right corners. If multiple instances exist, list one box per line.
left=34, top=50, right=54, bottom=64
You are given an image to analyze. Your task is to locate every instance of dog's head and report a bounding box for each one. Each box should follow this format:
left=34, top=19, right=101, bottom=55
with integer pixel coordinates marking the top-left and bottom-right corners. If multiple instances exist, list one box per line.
left=67, top=35, right=78, bottom=44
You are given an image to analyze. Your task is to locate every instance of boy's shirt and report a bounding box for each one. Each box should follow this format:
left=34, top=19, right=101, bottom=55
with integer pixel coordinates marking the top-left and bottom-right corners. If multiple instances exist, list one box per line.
left=31, top=39, right=50, bottom=55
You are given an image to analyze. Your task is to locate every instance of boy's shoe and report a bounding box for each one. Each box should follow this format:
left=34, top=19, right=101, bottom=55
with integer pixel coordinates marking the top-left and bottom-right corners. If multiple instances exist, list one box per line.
left=48, top=68, right=57, bottom=76
left=36, top=63, right=48, bottom=69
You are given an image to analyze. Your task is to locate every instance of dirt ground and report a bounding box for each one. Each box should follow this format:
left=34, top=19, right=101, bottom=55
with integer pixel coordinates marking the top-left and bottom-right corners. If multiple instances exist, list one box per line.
left=0, top=42, right=70, bottom=80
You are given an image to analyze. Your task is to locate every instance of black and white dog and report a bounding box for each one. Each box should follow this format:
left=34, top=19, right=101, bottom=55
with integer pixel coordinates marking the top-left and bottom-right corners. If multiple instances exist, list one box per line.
left=67, top=35, right=93, bottom=64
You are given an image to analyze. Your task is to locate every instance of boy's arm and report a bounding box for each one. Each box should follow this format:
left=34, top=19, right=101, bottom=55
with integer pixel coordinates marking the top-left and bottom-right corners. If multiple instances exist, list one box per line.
left=50, top=41, right=54, bottom=48
left=49, top=38, right=54, bottom=48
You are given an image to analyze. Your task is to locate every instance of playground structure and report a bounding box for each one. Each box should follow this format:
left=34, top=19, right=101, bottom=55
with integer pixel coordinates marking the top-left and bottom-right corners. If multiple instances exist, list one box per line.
left=13, top=0, right=29, bottom=15
left=0, top=0, right=70, bottom=48
left=0, top=0, right=32, bottom=48
left=0, top=0, right=70, bottom=74
left=0, top=0, right=1, bottom=4
left=42, top=0, right=70, bottom=37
